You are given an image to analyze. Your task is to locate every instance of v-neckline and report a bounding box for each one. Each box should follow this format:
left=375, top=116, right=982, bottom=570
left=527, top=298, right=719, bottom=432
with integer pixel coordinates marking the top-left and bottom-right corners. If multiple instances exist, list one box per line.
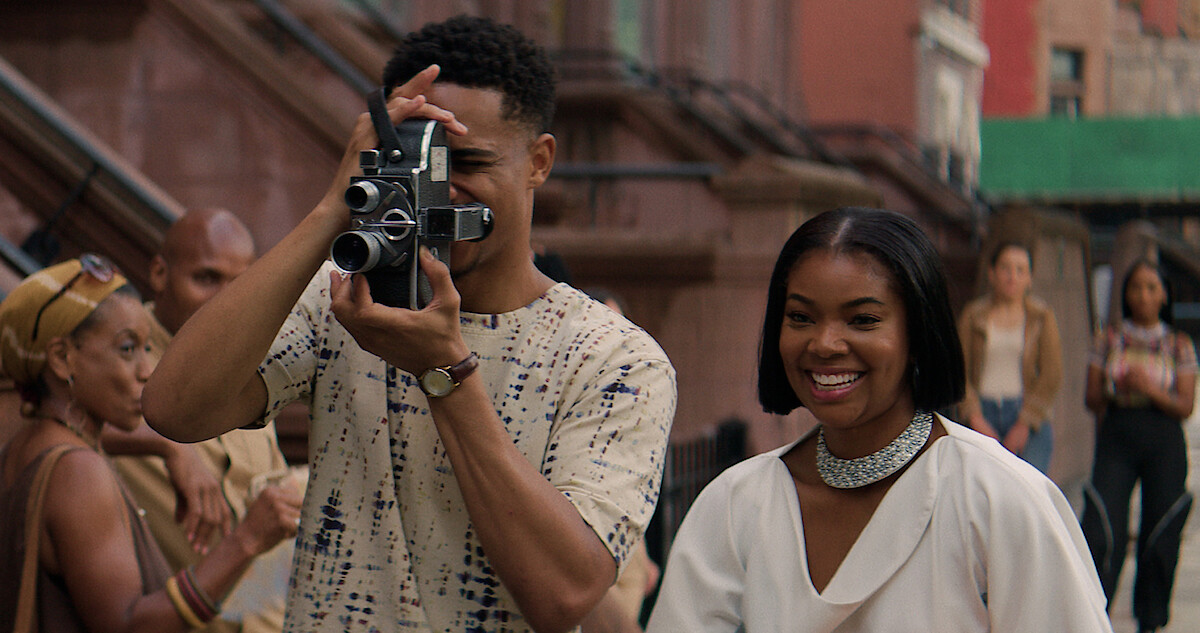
left=776, top=424, right=942, bottom=603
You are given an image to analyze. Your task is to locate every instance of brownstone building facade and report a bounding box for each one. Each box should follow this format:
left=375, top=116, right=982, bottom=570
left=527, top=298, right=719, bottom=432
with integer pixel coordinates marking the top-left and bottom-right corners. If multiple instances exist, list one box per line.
left=0, top=0, right=984, bottom=458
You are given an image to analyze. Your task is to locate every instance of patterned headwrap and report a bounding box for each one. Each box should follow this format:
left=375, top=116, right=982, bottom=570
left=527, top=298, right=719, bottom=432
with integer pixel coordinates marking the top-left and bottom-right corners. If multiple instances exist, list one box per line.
left=0, top=255, right=127, bottom=393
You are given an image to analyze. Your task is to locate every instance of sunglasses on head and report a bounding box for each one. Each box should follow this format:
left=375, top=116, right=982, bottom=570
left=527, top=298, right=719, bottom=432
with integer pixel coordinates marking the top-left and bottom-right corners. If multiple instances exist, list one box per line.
left=30, top=253, right=117, bottom=343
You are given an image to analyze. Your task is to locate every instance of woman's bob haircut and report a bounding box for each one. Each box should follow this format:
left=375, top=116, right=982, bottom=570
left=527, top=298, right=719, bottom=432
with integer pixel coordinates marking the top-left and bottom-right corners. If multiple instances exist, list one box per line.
left=758, top=207, right=966, bottom=415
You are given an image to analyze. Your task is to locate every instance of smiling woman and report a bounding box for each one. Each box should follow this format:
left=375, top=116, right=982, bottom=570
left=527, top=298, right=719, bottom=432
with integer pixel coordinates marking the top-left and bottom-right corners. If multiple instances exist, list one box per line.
left=647, top=208, right=1114, bottom=633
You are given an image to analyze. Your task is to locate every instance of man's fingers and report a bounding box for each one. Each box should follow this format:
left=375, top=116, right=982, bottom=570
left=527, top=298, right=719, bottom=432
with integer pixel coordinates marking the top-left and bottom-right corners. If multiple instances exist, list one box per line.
left=181, top=506, right=200, bottom=547
left=386, top=94, right=426, bottom=119
left=329, top=271, right=365, bottom=327
left=384, top=65, right=467, bottom=135
left=191, top=493, right=222, bottom=553
left=418, top=247, right=458, bottom=310
left=331, top=270, right=374, bottom=313
left=387, top=97, right=467, bottom=136
left=391, top=64, right=440, bottom=100
left=192, top=521, right=212, bottom=554
left=329, top=269, right=350, bottom=303
left=210, top=492, right=232, bottom=536
left=348, top=273, right=373, bottom=307
left=330, top=271, right=385, bottom=330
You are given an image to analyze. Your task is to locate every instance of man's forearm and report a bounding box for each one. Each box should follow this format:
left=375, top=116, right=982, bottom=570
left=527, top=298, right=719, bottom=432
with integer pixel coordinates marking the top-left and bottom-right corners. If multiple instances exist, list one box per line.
left=101, top=421, right=179, bottom=458
left=143, top=204, right=344, bottom=442
left=428, top=377, right=618, bottom=633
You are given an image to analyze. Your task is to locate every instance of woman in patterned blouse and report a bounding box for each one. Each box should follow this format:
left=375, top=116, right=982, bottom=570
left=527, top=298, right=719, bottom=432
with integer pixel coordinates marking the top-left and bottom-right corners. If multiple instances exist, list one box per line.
left=1082, top=258, right=1197, bottom=633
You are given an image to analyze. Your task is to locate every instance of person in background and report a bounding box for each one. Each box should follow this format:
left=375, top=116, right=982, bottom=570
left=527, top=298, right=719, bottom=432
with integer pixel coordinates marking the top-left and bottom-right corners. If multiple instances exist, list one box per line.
left=143, top=15, right=676, bottom=633
left=1082, top=258, right=1196, bottom=633
left=533, top=245, right=573, bottom=286
left=109, top=208, right=295, bottom=633
left=647, top=208, right=1111, bottom=632
left=584, top=287, right=627, bottom=317
left=956, top=241, right=1062, bottom=474
left=0, top=256, right=300, bottom=633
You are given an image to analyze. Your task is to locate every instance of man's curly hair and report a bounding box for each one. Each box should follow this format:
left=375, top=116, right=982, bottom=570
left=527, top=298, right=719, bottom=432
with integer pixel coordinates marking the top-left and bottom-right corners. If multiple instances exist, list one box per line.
left=382, top=15, right=556, bottom=134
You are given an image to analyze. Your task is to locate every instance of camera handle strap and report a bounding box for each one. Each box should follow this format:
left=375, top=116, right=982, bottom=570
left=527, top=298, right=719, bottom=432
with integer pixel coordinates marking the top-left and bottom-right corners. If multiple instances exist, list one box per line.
left=368, top=87, right=404, bottom=163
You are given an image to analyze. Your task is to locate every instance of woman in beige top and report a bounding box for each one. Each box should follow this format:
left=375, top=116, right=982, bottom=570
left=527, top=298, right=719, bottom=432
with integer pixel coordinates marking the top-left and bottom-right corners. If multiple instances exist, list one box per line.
left=957, top=242, right=1063, bottom=473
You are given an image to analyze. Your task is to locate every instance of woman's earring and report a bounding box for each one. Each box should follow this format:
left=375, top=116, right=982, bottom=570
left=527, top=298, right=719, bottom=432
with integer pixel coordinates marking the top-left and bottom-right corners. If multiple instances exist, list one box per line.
left=67, top=375, right=74, bottom=389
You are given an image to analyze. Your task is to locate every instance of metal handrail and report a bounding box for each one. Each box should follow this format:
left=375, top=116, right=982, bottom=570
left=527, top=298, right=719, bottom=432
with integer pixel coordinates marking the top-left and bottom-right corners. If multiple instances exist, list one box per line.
left=0, top=56, right=178, bottom=225
left=554, top=49, right=850, bottom=167
left=0, top=234, right=41, bottom=279
left=809, top=122, right=990, bottom=210
left=251, top=0, right=376, bottom=95
left=345, top=0, right=408, bottom=43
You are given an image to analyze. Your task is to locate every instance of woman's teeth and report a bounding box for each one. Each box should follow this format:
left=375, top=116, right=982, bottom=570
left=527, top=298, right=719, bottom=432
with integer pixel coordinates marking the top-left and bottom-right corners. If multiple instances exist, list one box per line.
left=811, top=372, right=861, bottom=390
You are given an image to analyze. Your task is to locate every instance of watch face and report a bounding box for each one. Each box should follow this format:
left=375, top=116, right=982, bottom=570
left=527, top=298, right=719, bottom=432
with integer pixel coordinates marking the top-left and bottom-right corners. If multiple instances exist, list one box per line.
left=421, top=368, right=455, bottom=397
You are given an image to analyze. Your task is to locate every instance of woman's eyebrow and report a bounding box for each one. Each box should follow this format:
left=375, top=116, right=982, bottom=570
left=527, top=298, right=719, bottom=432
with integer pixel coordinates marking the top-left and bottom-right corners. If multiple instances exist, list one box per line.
left=786, top=293, right=885, bottom=308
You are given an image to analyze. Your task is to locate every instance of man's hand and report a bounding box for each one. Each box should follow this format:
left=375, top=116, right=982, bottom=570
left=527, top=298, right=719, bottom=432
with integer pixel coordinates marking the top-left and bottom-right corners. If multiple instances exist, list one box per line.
left=163, top=444, right=233, bottom=554
left=329, top=247, right=470, bottom=376
left=319, top=65, right=467, bottom=218
left=144, top=73, right=467, bottom=444
left=229, top=484, right=303, bottom=559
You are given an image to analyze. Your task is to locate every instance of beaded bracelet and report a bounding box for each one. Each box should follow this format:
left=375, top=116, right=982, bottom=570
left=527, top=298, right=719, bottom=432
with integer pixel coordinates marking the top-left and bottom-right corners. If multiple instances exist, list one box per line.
left=165, top=575, right=206, bottom=629
left=181, top=566, right=220, bottom=620
left=174, top=567, right=220, bottom=623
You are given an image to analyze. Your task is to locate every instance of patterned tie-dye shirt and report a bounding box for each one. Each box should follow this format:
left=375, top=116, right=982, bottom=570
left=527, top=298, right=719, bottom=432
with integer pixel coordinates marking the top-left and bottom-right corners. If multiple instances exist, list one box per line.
left=259, top=263, right=677, bottom=633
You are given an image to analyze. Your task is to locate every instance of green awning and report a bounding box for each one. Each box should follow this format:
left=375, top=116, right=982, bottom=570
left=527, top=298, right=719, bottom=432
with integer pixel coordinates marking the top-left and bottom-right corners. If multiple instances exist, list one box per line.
left=979, top=117, right=1200, bottom=203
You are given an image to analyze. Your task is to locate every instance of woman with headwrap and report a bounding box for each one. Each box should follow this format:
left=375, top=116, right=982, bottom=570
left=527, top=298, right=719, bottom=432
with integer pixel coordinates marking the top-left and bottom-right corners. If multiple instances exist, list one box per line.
left=0, top=255, right=301, bottom=633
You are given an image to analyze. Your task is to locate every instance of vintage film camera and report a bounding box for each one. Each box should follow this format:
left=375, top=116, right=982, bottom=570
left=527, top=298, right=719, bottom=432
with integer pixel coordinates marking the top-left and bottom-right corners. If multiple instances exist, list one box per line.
left=330, top=89, right=492, bottom=308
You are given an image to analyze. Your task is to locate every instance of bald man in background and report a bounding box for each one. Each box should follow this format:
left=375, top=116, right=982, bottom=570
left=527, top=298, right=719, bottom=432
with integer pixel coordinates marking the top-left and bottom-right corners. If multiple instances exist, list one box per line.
left=112, top=208, right=295, bottom=633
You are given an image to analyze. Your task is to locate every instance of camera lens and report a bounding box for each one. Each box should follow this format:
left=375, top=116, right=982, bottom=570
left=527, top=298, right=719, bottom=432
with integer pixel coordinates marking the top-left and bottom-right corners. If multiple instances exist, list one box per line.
left=330, top=231, right=380, bottom=273
left=345, top=181, right=382, bottom=213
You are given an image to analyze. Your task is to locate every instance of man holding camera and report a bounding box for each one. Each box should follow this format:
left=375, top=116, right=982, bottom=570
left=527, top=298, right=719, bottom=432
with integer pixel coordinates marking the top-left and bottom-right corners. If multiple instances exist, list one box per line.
left=144, top=15, right=676, bottom=633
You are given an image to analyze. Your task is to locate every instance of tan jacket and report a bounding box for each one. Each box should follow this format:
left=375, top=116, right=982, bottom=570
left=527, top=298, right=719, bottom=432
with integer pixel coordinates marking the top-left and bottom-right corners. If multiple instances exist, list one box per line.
left=957, top=295, right=1063, bottom=430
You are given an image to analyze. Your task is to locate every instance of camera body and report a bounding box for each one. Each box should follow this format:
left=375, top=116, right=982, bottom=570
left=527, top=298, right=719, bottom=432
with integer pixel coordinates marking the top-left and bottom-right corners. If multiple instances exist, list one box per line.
left=330, top=118, right=492, bottom=308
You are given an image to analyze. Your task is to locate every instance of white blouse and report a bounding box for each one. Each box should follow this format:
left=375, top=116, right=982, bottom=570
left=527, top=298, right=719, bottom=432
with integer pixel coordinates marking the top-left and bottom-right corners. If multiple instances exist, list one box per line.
left=646, top=417, right=1112, bottom=633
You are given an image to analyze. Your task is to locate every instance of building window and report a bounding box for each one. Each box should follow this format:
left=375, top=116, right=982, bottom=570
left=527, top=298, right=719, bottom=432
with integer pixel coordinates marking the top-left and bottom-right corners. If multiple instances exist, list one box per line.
left=1050, top=48, right=1084, bottom=118
left=614, top=0, right=644, bottom=62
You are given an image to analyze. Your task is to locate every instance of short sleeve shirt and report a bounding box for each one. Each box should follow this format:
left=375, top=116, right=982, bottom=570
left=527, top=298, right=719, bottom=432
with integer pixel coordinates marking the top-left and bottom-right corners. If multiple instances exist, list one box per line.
left=259, top=263, right=676, bottom=633
left=1089, top=319, right=1198, bottom=408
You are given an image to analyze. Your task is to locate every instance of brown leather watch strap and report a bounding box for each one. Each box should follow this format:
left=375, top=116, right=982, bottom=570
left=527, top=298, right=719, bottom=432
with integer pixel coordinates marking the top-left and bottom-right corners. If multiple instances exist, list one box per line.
left=418, top=352, right=480, bottom=397
left=445, top=352, right=479, bottom=384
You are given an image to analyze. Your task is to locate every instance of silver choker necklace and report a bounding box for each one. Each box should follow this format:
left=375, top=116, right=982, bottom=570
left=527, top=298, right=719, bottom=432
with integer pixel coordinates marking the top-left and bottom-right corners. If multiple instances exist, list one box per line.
left=815, top=411, right=933, bottom=489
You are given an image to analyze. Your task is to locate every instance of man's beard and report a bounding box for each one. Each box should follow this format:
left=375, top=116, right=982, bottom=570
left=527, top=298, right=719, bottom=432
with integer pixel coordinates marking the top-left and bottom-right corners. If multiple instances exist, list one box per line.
left=448, top=250, right=479, bottom=279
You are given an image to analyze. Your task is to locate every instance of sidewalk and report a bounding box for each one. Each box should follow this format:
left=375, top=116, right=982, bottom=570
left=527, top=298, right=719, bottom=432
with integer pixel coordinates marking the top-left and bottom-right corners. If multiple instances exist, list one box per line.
left=1108, top=398, right=1200, bottom=633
